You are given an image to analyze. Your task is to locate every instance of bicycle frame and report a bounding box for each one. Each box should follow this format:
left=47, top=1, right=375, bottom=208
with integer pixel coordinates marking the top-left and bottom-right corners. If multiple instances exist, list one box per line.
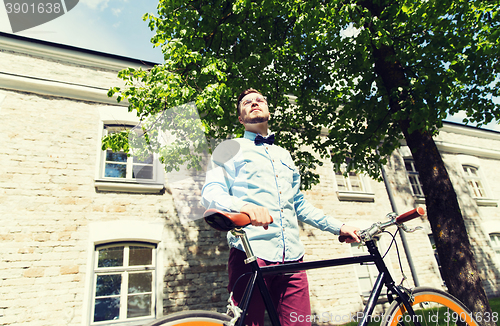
left=233, top=231, right=421, bottom=326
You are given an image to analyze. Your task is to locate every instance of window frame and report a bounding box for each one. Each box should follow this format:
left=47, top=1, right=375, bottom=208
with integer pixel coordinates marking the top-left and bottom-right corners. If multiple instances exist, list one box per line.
left=334, top=164, right=374, bottom=202
left=427, top=234, right=446, bottom=287
left=462, top=165, right=487, bottom=198
left=404, top=159, right=424, bottom=197
left=350, top=239, right=390, bottom=303
left=95, top=122, right=165, bottom=193
left=101, top=124, right=157, bottom=181
left=335, top=170, right=365, bottom=192
left=490, top=233, right=500, bottom=267
left=456, top=155, right=497, bottom=206
left=91, top=242, right=157, bottom=326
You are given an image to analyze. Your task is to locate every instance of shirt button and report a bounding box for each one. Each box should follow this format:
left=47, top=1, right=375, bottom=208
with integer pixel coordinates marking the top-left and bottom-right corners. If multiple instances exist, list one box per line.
left=276, top=174, right=278, bottom=177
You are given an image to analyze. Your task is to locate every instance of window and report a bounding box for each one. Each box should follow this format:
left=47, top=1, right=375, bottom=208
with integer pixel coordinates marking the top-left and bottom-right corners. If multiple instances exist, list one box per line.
left=404, top=159, right=424, bottom=196
left=490, top=234, right=500, bottom=265
left=456, top=155, right=497, bottom=206
left=462, top=165, right=486, bottom=198
left=336, top=170, right=364, bottom=192
left=102, top=125, right=154, bottom=181
left=334, top=164, right=374, bottom=201
left=428, top=234, right=445, bottom=285
left=350, top=241, right=387, bottom=302
left=95, top=124, right=164, bottom=193
left=92, top=242, right=156, bottom=324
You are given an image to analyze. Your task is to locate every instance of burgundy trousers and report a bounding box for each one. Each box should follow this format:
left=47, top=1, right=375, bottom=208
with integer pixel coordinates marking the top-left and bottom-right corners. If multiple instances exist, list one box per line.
left=227, top=248, right=311, bottom=326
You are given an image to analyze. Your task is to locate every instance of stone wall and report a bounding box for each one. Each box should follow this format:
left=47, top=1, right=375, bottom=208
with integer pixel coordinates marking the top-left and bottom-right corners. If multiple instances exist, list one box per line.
left=0, top=46, right=231, bottom=326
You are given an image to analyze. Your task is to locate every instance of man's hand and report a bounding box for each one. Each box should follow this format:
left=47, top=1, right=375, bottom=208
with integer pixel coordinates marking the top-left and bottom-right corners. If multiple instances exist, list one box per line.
left=340, top=225, right=360, bottom=243
left=241, top=203, right=272, bottom=230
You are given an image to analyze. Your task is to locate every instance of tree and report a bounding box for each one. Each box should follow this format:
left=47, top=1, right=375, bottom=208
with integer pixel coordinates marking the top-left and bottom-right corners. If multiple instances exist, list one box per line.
left=106, top=0, right=500, bottom=322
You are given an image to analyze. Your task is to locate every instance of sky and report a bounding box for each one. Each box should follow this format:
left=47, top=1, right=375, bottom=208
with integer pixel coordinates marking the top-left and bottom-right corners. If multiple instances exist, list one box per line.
left=0, top=0, right=498, bottom=132
left=0, top=0, right=164, bottom=63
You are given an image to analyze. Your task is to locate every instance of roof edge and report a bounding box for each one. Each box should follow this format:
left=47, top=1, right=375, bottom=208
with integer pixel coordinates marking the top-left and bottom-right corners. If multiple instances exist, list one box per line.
left=0, top=31, right=160, bottom=71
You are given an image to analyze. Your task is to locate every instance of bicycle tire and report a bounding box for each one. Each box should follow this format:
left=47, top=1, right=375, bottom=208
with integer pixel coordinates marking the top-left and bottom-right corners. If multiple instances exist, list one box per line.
left=382, top=287, right=480, bottom=326
left=143, top=310, right=232, bottom=326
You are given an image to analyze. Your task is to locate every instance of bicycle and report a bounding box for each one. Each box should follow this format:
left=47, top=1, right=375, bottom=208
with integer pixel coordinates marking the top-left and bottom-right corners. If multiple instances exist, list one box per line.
left=145, top=207, right=479, bottom=326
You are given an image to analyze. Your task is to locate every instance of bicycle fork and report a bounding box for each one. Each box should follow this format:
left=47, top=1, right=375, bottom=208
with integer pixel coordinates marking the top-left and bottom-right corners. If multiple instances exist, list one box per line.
left=364, top=241, right=421, bottom=326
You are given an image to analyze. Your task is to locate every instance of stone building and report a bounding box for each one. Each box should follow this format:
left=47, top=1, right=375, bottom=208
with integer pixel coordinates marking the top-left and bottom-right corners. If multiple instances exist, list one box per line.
left=1, top=31, right=499, bottom=326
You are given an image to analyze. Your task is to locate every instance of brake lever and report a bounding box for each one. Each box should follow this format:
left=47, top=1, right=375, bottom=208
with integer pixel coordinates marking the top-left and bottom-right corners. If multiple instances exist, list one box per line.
left=399, top=224, right=423, bottom=233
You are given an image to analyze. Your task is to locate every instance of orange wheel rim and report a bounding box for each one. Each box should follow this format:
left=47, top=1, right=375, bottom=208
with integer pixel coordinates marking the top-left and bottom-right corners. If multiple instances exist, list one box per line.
left=388, top=293, right=476, bottom=326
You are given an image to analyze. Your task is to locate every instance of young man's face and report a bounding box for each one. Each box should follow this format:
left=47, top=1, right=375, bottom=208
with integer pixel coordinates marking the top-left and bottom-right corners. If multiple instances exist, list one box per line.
left=238, top=92, right=270, bottom=125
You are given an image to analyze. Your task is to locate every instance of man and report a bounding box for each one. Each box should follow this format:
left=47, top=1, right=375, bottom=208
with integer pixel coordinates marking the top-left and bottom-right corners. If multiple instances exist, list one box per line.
left=201, top=88, right=359, bottom=326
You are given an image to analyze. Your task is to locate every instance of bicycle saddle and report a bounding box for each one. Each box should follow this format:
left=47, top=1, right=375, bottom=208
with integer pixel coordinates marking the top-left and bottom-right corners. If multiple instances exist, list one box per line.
left=203, top=209, right=253, bottom=231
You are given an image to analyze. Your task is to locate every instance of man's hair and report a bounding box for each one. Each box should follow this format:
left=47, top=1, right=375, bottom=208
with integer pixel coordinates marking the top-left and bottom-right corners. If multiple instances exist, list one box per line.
left=237, top=88, right=262, bottom=116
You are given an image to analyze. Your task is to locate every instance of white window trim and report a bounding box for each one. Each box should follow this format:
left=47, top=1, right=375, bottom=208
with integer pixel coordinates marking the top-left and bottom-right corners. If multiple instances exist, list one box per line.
left=326, top=149, right=375, bottom=202
left=337, top=190, right=375, bottom=202
left=94, top=107, right=165, bottom=193
left=82, top=220, right=165, bottom=326
left=457, top=155, right=498, bottom=207
left=403, top=159, right=425, bottom=197
left=335, top=172, right=374, bottom=202
left=489, top=233, right=500, bottom=269
left=91, top=242, right=157, bottom=325
left=481, top=222, right=500, bottom=273
left=398, top=147, right=425, bottom=201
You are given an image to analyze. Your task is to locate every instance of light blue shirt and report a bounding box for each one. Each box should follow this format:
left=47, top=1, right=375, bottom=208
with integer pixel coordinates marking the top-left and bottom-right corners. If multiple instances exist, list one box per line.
left=201, top=130, right=344, bottom=262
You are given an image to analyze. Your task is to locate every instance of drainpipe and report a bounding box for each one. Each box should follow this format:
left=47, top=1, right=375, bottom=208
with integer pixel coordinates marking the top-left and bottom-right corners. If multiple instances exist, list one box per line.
left=379, top=161, right=420, bottom=287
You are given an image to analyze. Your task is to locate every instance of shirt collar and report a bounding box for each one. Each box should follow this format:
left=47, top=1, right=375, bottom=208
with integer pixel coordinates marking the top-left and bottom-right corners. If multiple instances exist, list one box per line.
left=244, top=130, right=273, bottom=141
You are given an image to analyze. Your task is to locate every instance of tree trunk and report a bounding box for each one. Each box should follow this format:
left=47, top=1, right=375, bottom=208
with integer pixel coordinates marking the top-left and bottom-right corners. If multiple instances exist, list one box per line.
left=401, top=121, right=494, bottom=325
left=365, top=12, right=494, bottom=325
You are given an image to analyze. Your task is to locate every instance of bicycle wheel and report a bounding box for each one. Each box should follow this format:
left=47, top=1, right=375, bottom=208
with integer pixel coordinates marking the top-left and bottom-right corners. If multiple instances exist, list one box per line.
left=383, top=287, right=479, bottom=326
left=144, top=310, right=232, bottom=326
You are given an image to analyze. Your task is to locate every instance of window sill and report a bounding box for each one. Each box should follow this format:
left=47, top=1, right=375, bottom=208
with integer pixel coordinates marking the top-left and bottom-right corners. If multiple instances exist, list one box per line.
left=414, top=196, right=498, bottom=207
left=337, top=191, right=375, bottom=202
left=475, top=198, right=498, bottom=207
left=95, top=180, right=165, bottom=194
left=91, top=317, right=155, bottom=326
left=414, top=196, right=426, bottom=204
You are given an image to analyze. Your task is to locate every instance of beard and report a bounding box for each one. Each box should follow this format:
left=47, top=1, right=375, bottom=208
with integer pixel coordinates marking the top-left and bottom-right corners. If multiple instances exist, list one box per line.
left=241, top=115, right=270, bottom=124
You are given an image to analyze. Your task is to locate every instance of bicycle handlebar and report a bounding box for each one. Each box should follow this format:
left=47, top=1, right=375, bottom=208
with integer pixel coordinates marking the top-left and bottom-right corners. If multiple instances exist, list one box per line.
left=339, top=207, right=426, bottom=243
left=395, top=207, right=425, bottom=224
left=204, top=207, right=425, bottom=242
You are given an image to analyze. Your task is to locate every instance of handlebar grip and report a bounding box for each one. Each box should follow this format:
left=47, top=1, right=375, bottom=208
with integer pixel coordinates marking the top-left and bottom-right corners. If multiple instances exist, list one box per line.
left=339, top=235, right=350, bottom=243
left=204, top=209, right=274, bottom=231
left=396, top=207, right=425, bottom=224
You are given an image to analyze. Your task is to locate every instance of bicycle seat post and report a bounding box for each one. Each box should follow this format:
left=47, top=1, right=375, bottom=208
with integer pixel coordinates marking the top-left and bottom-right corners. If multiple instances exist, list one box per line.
left=231, top=228, right=257, bottom=264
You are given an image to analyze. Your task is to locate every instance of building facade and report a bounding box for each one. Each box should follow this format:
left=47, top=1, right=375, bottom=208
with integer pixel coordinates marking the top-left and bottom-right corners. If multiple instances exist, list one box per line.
left=1, top=32, right=499, bottom=326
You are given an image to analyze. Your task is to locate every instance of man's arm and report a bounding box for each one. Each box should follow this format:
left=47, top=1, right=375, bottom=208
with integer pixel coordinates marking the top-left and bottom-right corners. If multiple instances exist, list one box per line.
left=200, top=140, right=248, bottom=212
left=200, top=159, right=246, bottom=212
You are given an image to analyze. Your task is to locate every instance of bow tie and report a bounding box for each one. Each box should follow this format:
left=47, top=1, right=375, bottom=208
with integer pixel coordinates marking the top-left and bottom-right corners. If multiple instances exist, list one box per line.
left=254, top=134, right=275, bottom=145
